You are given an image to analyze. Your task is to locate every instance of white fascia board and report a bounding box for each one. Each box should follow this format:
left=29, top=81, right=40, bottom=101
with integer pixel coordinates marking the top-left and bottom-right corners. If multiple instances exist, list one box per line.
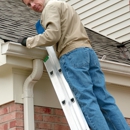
left=1, top=42, right=47, bottom=60
left=100, top=59, right=130, bottom=87
left=100, top=59, right=130, bottom=76
left=2, top=41, right=129, bottom=74
left=0, top=42, right=47, bottom=70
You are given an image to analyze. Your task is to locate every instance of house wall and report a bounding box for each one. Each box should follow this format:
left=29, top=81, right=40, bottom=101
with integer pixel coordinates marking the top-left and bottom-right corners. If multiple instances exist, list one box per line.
left=65, top=0, right=130, bottom=42
left=106, top=84, right=130, bottom=118
left=0, top=67, right=14, bottom=104
left=13, top=68, right=60, bottom=108
left=12, top=68, right=130, bottom=118
left=0, top=67, right=130, bottom=118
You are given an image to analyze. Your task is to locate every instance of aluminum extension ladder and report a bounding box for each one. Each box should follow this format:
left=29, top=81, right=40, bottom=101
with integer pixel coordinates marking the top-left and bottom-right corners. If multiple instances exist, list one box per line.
left=43, top=46, right=90, bottom=130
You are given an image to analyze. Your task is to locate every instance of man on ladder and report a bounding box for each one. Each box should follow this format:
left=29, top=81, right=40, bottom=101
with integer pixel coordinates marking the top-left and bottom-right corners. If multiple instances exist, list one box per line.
left=18, top=0, right=130, bottom=130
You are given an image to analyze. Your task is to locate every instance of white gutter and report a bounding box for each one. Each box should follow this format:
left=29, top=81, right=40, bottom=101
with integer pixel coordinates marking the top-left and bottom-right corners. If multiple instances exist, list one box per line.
left=99, top=59, right=130, bottom=76
left=23, top=59, right=43, bottom=130
left=99, top=59, right=130, bottom=87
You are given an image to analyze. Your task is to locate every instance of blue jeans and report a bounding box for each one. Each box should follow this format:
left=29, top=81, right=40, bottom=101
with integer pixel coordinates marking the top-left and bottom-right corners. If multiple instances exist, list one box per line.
left=59, top=47, right=130, bottom=130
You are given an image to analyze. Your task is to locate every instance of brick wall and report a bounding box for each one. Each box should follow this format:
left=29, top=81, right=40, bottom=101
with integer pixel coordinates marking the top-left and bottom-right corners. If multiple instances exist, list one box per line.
left=0, top=102, right=70, bottom=130
left=0, top=102, right=130, bottom=130
left=0, top=102, right=24, bottom=130
left=34, top=106, right=70, bottom=130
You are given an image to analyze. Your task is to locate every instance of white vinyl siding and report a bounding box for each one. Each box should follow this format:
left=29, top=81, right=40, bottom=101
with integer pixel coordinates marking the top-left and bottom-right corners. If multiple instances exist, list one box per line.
left=65, top=0, right=130, bottom=43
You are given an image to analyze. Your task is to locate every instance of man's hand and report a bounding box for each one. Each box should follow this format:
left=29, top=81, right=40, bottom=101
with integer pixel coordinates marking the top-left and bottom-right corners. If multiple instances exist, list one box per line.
left=17, top=37, right=27, bottom=46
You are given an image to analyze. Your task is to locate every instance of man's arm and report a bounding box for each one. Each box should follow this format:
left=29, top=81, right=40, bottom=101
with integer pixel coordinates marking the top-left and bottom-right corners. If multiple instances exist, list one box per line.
left=25, top=4, right=61, bottom=48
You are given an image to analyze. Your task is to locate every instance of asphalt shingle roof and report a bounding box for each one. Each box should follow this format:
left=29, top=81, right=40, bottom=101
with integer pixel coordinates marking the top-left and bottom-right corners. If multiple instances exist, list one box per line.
left=0, top=0, right=40, bottom=41
left=0, top=0, right=130, bottom=65
left=86, top=28, right=130, bottom=64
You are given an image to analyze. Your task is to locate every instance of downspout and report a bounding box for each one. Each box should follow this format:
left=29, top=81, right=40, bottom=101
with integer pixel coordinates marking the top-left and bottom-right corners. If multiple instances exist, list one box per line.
left=23, top=59, right=43, bottom=130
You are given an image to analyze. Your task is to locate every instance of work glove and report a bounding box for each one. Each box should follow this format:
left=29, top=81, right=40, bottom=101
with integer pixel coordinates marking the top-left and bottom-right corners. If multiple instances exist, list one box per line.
left=17, top=37, right=27, bottom=46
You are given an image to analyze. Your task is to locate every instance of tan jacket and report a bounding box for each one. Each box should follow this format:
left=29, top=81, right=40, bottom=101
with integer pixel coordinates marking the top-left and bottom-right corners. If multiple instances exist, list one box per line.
left=26, top=0, right=91, bottom=58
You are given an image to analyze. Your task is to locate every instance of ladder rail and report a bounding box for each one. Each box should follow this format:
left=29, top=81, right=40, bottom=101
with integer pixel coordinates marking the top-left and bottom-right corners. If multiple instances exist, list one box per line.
left=59, top=72, right=90, bottom=129
left=44, top=46, right=90, bottom=130
left=44, top=55, right=82, bottom=130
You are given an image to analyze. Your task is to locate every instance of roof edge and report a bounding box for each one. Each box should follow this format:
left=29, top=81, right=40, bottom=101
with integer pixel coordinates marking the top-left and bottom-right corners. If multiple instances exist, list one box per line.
left=100, top=59, right=130, bottom=76
left=1, top=41, right=130, bottom=78
left=1, top=42, right=47, bottom=60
